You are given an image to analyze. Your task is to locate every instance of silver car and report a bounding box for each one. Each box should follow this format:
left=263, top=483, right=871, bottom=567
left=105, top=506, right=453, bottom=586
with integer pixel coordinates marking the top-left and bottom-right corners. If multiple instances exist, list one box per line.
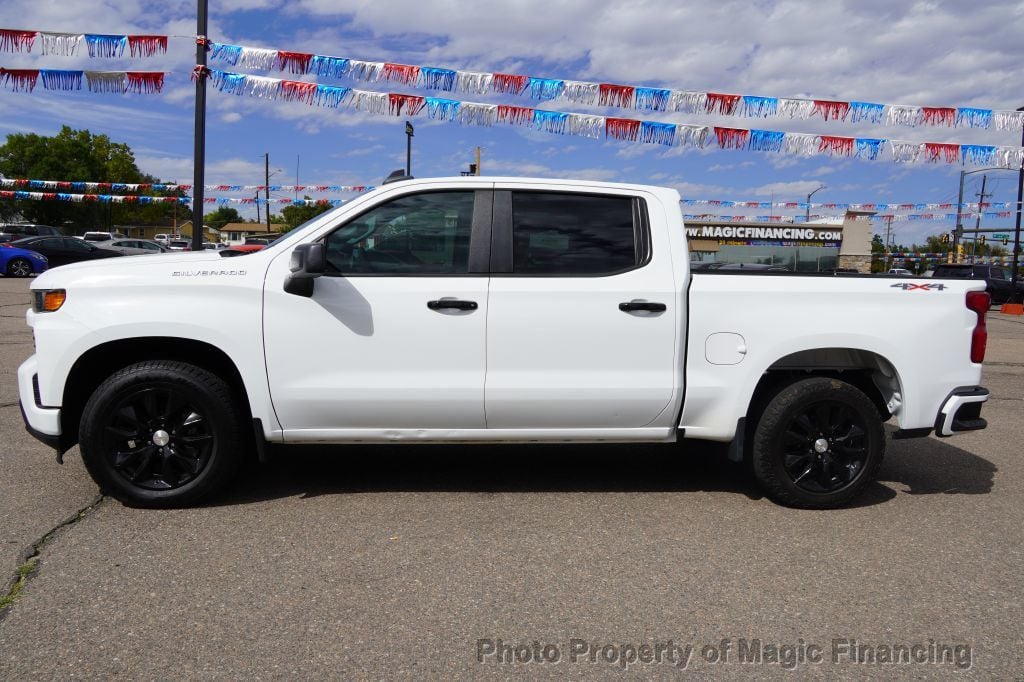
left=93, top=239, right=169, bottom=256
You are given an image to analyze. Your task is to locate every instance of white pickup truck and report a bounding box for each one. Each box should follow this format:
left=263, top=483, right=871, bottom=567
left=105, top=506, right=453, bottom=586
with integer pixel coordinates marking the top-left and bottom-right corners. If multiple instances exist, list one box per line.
left=18, top=176, right=991, bottom=509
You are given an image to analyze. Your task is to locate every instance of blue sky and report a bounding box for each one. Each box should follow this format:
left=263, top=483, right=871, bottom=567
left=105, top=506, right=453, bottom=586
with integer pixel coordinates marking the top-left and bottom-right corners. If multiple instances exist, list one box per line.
left=1, top=0, right=1023, bottom=246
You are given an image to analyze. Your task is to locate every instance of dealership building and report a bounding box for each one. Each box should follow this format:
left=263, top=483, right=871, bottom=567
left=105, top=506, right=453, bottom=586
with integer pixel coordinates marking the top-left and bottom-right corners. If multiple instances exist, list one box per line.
left=684, top=210, right=875, bottom=272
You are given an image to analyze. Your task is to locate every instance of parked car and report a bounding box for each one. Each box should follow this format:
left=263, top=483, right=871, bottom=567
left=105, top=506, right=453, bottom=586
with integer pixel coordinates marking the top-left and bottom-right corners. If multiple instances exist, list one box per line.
left=18, top=176, right=991, bottom=509
left=931, top=263, right=1024, bottom=303
left=0, top=224, right=62, bottom=244
left=92, top=238, right=169, bottom=256
left=154, top=233, right=184, bottom=246
left=202, top=242, right=228, bottom=250
left=9, top=236, right=122, bottom=268
left=0, top=244, right=48, bottom=277
left=220, top=244, right=265, bottom=256
left=81, top=231, right=125, bottom=242
left=886, top=268, right=913, bottom=276
left=167, top=239, right=192, bottom=251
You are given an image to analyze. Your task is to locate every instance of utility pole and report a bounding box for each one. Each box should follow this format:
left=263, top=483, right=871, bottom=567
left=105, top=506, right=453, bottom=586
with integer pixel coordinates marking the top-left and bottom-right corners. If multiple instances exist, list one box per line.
left=191, top=0, right=209, bottom=253
left=1012, top=105, right=1024, bottom=304
left=265, top=152, right=271, bottom=233
left=973, top=175, right=990, bottom=264
left=884, top=216, right=893, bottom=272
left=475, top=146, right=481, bottom=176
left=953, top=170, right=966, bottom=260
left=255, top=192, right=260, bottom=224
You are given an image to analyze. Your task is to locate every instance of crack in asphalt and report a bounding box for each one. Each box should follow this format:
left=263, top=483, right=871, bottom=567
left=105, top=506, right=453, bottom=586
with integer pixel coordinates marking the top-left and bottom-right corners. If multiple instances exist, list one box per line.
left=0, top=494, right=105, bottom=624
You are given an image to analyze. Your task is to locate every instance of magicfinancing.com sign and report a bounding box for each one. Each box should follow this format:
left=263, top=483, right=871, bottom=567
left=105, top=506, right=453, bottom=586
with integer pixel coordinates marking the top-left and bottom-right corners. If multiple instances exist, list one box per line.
left=686, top=226, right=845, bottom=242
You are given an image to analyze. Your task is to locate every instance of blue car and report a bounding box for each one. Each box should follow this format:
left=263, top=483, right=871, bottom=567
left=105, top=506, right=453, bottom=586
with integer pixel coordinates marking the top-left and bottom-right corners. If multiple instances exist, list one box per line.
left=0, top=245, right=48, bottom=278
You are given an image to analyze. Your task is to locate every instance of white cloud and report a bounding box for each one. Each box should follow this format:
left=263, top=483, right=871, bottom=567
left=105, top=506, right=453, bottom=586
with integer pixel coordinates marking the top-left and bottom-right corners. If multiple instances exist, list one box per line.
left=221, top=112, right=243, bottom=123
left=748, top=180, right=829, bottom=197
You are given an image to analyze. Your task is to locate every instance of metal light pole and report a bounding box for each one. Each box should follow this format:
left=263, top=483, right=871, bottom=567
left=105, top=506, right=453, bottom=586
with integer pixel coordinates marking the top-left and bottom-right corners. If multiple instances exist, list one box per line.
left=405, top=121, right=414, bottom=176
left=806, top=185, right=825, bottom=223
left=191, top=0, right=208, bottom=252
left=1010, top=106, right=1024, bottom=303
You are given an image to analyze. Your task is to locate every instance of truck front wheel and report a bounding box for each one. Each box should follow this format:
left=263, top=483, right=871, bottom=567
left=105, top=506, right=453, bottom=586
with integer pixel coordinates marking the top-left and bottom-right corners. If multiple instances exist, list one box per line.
left=751, top=377, right=885, bottom=509
left=79, top=360, right=244, bottom=507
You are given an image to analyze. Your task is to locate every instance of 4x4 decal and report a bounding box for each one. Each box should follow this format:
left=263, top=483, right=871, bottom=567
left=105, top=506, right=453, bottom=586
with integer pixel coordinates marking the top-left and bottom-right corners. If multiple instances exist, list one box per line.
left=890, top=282, right=947, bottom=291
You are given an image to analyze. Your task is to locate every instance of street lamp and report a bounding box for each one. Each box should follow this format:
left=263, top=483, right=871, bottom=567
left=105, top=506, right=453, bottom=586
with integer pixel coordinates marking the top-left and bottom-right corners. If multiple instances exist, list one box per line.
left=806, top=185, right=825, bottom=223
left=405, top=121, right=414, bottom=177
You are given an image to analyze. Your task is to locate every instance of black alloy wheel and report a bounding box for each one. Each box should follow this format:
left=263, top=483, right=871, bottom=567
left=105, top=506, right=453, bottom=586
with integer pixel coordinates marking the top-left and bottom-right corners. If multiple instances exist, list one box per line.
left=778, top=401, right=868, bottom=494
left=79, top=361, right=243, bottom=507
left=100, top=385, right=214, bottom=490
left=751, top=377, right=885, bottom=509
left=6, top=258, right=32, bottom=277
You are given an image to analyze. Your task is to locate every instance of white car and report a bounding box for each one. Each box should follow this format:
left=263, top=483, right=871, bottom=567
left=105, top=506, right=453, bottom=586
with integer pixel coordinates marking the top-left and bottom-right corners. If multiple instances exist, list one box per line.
left=18, top=176, right=991, bottom=509
left=887, top=268, right=913, bottom=276
left=92, top=238, right=169, bottom=256
left=81, top=231, right=125, bottom=242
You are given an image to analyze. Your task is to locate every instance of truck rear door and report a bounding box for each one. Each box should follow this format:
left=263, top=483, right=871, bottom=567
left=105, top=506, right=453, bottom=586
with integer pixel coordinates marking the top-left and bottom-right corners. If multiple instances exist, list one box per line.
left=484, top=188, right=678, bottom=428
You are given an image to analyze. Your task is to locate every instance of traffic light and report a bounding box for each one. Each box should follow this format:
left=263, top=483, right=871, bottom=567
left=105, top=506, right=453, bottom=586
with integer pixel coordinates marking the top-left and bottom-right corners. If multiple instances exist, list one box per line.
left=469, top=163, right=477, bottom=175
left=979, top=235, right=986, bottom=245
left=940, top=233, right=950, bottom=244
left=1004, top=238, right=1010, bottom=246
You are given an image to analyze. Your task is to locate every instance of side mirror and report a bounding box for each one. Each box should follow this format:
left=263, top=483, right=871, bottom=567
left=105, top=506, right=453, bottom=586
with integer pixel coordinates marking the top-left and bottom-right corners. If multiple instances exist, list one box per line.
left=284, top=243, right=326, bottom=297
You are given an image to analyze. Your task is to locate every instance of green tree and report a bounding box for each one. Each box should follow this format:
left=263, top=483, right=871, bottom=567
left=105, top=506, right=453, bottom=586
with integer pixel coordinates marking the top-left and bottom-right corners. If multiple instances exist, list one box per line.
left=204, top=206, right=242, bottom=231
left=280, top=197, right=333, bottom=232
left=0, top=126, right=190, bottom=231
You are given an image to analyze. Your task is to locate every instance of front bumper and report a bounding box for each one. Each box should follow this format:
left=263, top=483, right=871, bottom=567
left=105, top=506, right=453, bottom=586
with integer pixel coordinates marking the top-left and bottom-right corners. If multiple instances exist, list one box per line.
left=934, top=386, right=988, bottom=437
left=18, top=355, right=62, bottom=443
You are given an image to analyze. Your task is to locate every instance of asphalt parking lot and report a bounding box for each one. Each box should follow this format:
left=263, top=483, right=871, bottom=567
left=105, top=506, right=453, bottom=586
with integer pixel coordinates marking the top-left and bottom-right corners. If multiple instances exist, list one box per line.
left=1, top=275, right=1022, bottom=678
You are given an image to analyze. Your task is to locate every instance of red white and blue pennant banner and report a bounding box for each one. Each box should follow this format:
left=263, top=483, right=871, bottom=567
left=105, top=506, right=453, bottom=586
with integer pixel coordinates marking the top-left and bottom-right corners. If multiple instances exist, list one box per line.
left=684, top=212, right=1015, bottom=223
left=0, top=28, right=167, bottom=57
left=207, top=41, right=1024, bottom=132
left=0, top=178, right=373, bottom=193
left=3, top=190, right=1012, bottom=220
left=682, top=199, right=1020, bottom=210
left=0, top=190, right=347, bottom=206
left=199, top=68, right=1024, bottom=169
left=0, top=68, right=164, bottom=93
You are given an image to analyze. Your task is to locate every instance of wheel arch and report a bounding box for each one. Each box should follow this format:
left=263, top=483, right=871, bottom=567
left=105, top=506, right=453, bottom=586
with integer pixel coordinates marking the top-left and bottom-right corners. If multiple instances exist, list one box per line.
left=750, top=347, right=903, bottom=421
left=728, top=347, right=903, bottom=462
left=61, top=337, right=254, bottom=449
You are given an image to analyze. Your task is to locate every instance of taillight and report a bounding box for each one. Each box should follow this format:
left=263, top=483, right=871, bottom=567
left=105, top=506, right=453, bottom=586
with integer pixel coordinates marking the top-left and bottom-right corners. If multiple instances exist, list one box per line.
left=966, top=291, right=990, bottom=364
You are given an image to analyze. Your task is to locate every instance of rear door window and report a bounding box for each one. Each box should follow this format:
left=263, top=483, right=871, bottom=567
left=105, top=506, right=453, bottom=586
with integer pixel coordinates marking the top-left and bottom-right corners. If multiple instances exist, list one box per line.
left=510, top=192, right=640, bottom=275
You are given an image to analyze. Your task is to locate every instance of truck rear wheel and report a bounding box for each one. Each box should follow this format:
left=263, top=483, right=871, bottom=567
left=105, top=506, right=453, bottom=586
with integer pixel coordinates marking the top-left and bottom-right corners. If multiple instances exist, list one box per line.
left=751, top=377, right=884, bottom=509
left=79, top=361, right=243, bottom=507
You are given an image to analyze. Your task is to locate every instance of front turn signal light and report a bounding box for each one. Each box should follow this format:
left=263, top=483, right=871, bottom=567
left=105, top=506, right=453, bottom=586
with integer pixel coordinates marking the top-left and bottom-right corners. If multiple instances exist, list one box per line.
left=33, top=289, right=66, bottom=313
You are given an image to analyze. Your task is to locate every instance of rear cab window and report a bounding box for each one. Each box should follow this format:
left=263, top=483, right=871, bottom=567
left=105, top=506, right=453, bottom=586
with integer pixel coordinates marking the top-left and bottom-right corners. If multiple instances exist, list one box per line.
left=509, top=192, right=647, bottom=276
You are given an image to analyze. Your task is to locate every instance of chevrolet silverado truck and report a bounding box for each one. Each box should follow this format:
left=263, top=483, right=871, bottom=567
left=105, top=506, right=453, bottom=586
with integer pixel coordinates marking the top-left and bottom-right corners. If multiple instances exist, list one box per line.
left=18, top=177, right=992, bottom=509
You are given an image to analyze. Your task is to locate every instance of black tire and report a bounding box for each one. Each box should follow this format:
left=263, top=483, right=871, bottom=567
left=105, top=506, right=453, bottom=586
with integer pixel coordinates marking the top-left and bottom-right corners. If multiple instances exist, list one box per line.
left=79, top=360, right=244, bottom=508
left=5, top=257, right=32, bottom=278
left=751, top=377, right=885, bottom=509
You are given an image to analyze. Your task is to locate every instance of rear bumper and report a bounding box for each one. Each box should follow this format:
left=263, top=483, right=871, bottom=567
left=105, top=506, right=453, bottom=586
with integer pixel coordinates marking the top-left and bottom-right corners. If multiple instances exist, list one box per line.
left=934, top=386, right=988, bottom=437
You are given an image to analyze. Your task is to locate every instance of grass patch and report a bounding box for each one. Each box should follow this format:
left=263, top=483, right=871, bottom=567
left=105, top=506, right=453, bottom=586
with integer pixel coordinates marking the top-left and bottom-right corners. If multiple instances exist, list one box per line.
left=0, top=559, right=38, bottom=610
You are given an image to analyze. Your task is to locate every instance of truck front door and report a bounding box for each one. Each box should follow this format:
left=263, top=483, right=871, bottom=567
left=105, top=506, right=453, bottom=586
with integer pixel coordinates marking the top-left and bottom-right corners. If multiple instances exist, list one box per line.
left=263, top=188, right=492, bottom=434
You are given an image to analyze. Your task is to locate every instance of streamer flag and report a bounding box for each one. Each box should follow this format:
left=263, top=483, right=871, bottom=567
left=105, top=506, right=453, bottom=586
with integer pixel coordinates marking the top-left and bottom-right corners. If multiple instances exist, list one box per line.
left=1, top=67, right=165, bottom=94
left=205, top=40, right=1023, bottom=130
left=200, top=68, right=1024, bottom=169
left=0, top=28, right=167, bottom=56
left=0, top=178, right=375, bottom=193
